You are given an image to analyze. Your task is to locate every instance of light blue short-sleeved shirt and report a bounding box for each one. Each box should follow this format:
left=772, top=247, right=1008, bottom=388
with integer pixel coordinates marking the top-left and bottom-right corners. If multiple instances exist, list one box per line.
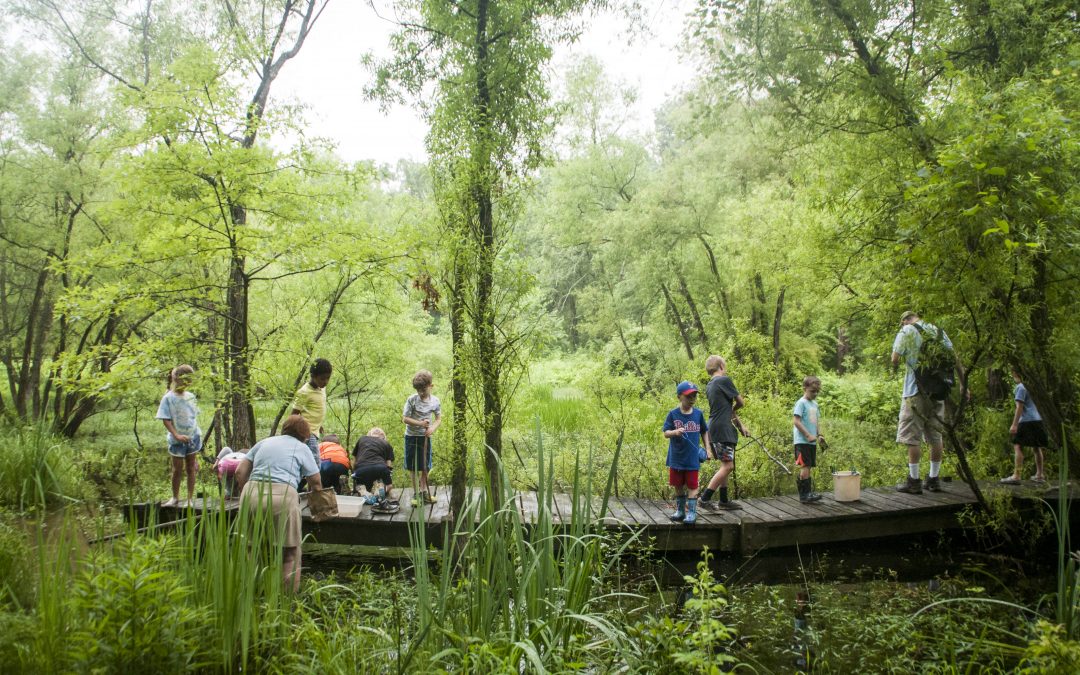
left=892, top=321, right=954, bottom=398
left=245, top=435, right=320, bottom=487
left=1015, top=383, right=1042, bottom=423
left=793, top=397, right=819, bottom=445
left=155, top=390, right=201, bottom=443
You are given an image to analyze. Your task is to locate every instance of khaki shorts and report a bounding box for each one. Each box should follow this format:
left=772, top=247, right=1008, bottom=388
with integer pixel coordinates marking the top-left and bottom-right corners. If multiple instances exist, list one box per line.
left=240, top=481, right=302, bottom=548
left=896, top=395, right=945, bottom=447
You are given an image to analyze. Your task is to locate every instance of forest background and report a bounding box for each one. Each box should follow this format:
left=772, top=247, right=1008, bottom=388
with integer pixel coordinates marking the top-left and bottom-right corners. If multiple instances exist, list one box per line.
left=0, top=0, right=1077, bottom=509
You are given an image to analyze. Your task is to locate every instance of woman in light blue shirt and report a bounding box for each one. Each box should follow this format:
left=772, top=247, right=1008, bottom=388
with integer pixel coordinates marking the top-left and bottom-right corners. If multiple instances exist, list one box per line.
left=235, top=415, right=323, bottom=593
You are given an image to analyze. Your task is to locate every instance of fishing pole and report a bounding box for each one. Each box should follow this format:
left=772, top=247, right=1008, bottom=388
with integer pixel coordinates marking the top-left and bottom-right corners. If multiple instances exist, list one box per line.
left=734, top=418, right=793, bottom=475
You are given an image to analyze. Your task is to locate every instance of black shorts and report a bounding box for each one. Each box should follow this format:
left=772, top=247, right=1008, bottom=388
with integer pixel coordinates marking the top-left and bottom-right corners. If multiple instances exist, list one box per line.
left=1012, top=420, right=1049, bottom=448
left=353, top=464, right=393, bottom=489
left=794, top=443, right=817, bottom=468
left=404, top=435, right=432, bottom=471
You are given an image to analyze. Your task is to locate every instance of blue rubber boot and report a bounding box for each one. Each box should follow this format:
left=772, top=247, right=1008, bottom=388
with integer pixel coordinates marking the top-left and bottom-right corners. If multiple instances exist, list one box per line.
left=669, top=495, right=686, bottom=522
left=684, top=498, right=698, bottom=525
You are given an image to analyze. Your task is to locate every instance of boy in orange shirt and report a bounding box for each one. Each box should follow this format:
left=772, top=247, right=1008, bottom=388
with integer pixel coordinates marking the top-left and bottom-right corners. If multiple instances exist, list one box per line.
left=318, top=433, right=351, bottom=494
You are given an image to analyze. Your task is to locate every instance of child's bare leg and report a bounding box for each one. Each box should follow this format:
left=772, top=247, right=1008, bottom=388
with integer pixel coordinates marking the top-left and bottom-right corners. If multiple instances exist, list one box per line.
left=171, top=456, right=184, bottom=500
left=185, top=454, right=198, bottom=501
left=420, top=470, right=429, bottom=492
left=707, top=461, right=733, bottom=490
left=799, top=466, right=811, bottom=480
left=1034, top=448, right=1045, bottom=479
left=688, top=485, right=699, bottom=499
left=1011, top=444, right=1024, bottom=480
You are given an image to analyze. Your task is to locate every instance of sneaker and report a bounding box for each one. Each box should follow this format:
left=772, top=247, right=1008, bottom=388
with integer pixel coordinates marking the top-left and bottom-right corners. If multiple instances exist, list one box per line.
left=999, top=476, right=1021, bottom=485
left=423, top=491, right=437, bottom=505
left=922, top=476, right=942, bottom=492
left=1032, top=475, right=1047, bottom=484
left=896, top=476, right=923, bottom=494
left=162, top=497, right=179, bottom=508
left=371, top=499, right=399, bottom=514
left=698, top=500, right=719, bottom=512
left=716, top=500, right=742, bottom=510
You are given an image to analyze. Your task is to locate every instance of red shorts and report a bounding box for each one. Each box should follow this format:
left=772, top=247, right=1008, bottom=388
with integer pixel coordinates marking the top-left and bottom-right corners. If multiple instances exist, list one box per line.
left=668, top=468, right=700, bottom=490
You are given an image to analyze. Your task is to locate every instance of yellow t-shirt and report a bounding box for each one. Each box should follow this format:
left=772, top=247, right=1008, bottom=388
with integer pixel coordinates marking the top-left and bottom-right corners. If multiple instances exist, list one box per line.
left=291, top=382, right=326, bottom=436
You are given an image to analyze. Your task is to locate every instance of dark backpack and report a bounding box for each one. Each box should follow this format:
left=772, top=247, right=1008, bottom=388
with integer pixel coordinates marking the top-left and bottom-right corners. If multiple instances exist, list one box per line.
left=912, top=323, right=954, bottom=401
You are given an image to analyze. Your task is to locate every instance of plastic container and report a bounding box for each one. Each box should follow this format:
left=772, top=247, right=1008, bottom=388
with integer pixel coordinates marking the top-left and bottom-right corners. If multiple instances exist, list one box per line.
left=832, top=470, right=861, bottom=501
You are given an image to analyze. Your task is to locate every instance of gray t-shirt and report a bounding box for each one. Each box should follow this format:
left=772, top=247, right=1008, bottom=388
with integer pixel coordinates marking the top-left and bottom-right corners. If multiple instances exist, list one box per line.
left=245, top=435, right=320, bottom=486
left=403, top=393, right=441, bottom=436
left=706, top=375, right=740, bottom=445
left=892, top=321, right=953, bottom=398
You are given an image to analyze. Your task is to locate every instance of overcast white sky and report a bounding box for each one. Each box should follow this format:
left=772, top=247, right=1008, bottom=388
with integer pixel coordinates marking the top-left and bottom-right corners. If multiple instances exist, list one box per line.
left=271, top=0, right=697, bottom=165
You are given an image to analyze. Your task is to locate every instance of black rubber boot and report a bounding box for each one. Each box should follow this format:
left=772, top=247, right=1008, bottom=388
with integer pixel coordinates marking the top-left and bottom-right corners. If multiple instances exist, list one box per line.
left=805, top=478, right=822, bottom=502
left=798, top=478, right=822, bottom=503
left=896, top=476, right=923, bottom=494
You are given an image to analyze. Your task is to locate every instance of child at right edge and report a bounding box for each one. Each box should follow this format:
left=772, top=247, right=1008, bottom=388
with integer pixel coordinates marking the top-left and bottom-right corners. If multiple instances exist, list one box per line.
left=793, top=376, right=824, bottom=504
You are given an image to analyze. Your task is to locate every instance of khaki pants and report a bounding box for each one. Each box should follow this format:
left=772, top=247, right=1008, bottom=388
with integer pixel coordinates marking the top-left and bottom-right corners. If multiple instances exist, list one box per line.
left=896, top=395, right=945, bottom=447
left=240, top=481, right=302, bottom=548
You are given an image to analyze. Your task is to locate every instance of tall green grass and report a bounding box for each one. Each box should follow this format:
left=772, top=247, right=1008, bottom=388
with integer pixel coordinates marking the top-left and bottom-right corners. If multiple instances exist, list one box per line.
left=0, top=423, right=77, bottom=510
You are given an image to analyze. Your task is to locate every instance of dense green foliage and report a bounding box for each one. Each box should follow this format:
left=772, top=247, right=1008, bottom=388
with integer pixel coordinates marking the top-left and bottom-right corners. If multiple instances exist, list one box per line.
left=1, top=0, right=1079, bottom=670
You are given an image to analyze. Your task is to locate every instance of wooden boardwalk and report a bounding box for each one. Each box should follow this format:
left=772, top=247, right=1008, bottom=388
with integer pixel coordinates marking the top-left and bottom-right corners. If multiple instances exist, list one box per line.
left=138, top=479, right=1070, bottom=556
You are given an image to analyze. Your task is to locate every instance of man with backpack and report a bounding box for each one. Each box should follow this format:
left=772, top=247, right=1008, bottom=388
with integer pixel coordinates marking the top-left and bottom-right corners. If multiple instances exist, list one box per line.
left=891, top=311, right=959, bottom=494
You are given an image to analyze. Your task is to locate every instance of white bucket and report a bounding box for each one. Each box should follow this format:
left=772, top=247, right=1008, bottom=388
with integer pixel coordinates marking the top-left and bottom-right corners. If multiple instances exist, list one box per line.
left=832, top=471, right=861, bottom=501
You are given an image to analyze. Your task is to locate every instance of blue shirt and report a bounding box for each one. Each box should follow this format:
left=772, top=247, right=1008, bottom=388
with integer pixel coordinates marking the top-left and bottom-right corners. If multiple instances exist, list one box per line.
left=155, top=390, right=201, bottom=443
left=246, top=435, right=320, bottom=487
left=1015, top=383, right=1042, bottom=423
left=664, top=407, right=708, bottom=471
left=892, top=321, right=954, bottom=398
left=793, top=397, right=820, bottom=445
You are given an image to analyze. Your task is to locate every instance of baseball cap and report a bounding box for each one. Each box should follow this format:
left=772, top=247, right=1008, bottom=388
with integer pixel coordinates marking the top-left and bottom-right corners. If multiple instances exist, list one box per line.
left=676, top=381, right=698, bottom=396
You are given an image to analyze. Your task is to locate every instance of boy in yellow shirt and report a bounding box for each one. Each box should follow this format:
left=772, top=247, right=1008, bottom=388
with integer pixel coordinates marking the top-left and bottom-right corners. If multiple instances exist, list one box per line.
left=292, top=358, right=333, bottom=463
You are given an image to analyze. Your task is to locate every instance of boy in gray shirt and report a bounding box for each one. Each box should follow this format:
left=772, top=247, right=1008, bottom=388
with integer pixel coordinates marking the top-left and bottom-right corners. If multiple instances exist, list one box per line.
left=402, top=369, right=442, bottom=505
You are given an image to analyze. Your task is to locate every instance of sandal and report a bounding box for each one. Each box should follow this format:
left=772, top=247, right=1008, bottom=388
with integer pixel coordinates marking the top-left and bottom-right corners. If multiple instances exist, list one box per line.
left=999, top=476, right=1021, bottom=485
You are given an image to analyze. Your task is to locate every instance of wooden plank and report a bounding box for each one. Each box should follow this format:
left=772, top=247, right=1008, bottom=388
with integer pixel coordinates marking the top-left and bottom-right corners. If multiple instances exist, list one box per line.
left=729, top=500, right=781, bottom=524
left=773, top=495, right=857, bottom=520
left=551, top=492, right=574, bottom=525
left=599, top=495, right=636, bottom=527
left=518, top=491, right=540, bottom=525
left=744, top=498, right=798, bottom=522
left=618, top=496, right=660, bottom=526
left=758, top=495, right=820, bottom=521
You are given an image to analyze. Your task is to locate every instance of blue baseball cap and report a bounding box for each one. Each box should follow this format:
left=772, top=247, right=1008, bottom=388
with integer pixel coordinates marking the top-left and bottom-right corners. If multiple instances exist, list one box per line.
left=676, top=381, right=698, bottom=396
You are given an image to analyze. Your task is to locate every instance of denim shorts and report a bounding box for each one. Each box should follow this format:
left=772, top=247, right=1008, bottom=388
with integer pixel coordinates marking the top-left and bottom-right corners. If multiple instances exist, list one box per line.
left=168, top=433, right=202, bottom=458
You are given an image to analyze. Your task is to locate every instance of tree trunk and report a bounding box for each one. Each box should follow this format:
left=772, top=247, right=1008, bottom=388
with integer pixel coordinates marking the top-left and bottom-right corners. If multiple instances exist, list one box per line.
left=836, top=325, right=850, bottom=374
left=772, top=286, right=786, bottom=368
left=661, top=282, right=695, bottom=360
left=676, top=269, right=708, bottom=346
left=226, top=243, right=255, bottom=449
left=473, top=0, right=503, bottom=505
left=697, top=233, right=731, bottom=329
left=449, top=252, right=470, bottom=522
left=750, top=272, right=769, bottom=335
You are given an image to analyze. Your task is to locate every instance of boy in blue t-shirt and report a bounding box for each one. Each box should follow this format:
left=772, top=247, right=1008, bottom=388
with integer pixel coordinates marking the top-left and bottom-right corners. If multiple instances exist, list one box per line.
left=792, top=376, right=824, bottom=504
left=663, top=381, right=711, bottom=525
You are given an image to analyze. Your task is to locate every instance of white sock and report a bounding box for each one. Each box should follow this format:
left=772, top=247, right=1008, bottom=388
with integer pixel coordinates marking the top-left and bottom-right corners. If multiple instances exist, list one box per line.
left=929, top=461, right=941, bottom=478
left=909, top=463, right=920, bottom=480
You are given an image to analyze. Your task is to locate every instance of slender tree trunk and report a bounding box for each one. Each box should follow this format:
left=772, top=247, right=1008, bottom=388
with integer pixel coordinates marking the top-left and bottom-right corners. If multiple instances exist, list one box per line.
left=697, top=233, right=731, bottom=329
left=661, top=282, right=694, bottom=360
left=772, top=286, right=786, bottom=368
left=836, top=325, right=850, bottom=374
left=449, top=253, right=469, bottom=521
left=750, top=272, right=769, bottom=335
left=226, top=243, right=255, bottom=449
left=676, top=269, right=708, bottom=346
left=473, top=0, right=503, bottom=505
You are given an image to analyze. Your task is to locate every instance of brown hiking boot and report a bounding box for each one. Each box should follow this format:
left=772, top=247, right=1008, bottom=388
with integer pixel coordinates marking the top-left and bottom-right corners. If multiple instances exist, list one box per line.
left=922, top=476, right=942, bottom=492
left=896, top=476, right=923, bottom=494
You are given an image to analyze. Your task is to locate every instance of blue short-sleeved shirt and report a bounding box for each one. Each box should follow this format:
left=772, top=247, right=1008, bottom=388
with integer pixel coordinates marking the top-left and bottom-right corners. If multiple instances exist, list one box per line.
left=793, top=397, right=820, bottom=445
left=245, top=435, right=320, bottom=487
left=892, top=321, right=954, bottom=398
left=664, top=407, right=708, bottom=471
left=1015, top=383, right=1042, bottom=423
left=155, top=390, right=201, bottom=444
